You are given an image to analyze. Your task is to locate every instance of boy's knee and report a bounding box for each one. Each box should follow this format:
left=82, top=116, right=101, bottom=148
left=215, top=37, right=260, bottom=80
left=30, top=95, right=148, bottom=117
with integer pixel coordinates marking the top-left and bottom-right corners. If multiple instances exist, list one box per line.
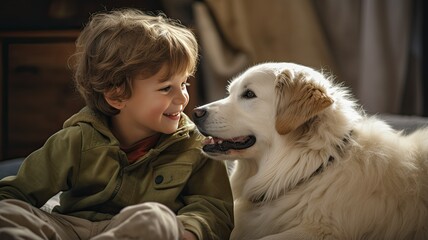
left=0, top=199, right=25, bottom=205
left=109, top=202, right=183, bottom=240
left=0, top=199, right=33, bottom=213
left=0, top=199, right=58, bottom=239
left=138, top=202, right=176, bottom=218
left=0, top=227, right=45, bottom=240
left=119, top=202, right=175, bottom=219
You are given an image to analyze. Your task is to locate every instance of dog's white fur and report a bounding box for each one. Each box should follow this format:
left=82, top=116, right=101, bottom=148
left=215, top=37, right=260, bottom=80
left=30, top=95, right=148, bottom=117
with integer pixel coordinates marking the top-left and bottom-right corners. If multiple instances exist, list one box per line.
left=194, top=63, right=428, bottom=240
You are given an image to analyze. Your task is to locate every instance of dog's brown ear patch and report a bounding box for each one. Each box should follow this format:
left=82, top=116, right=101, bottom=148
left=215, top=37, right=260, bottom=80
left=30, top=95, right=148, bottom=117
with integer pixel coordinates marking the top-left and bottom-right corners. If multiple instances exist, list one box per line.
left=275, top=69, right=333, bottom=135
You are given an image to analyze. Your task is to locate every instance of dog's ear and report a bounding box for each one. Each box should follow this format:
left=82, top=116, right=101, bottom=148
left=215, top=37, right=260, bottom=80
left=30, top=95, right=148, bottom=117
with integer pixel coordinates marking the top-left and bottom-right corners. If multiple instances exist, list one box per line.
left=275, top=69, right=333, bottom=135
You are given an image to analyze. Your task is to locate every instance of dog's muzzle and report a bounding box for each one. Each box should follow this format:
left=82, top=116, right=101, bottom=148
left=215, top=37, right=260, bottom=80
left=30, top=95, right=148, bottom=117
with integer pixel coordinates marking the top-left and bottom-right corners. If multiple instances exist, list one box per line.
left=192, top=107, right=211, bottom=136
left=193, top=107, right=208, bottom=125
left=192, top=107, right=256, bottom=154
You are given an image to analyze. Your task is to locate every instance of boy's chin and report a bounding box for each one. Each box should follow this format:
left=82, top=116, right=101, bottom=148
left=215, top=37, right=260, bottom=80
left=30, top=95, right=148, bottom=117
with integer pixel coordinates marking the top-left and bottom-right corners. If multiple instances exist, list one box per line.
left=162, top=126, right=179, bottom=135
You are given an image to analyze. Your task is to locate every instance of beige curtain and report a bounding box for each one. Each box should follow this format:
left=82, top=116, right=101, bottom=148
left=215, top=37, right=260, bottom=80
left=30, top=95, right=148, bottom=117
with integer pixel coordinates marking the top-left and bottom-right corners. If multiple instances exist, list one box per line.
left=315, top=0, right=421, bottom=115
left=195, top=0, right=421, bottom=115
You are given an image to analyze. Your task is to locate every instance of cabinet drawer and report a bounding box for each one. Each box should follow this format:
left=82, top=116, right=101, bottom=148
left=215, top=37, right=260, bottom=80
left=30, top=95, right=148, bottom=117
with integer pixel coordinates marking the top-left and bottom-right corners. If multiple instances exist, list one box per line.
left=3, top=41, right=85, bottom=159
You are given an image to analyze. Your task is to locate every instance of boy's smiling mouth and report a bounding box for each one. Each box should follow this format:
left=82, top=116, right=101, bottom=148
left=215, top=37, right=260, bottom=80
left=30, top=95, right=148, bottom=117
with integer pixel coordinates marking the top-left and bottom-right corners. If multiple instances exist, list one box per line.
left=163, top=112, right=181, bottom=120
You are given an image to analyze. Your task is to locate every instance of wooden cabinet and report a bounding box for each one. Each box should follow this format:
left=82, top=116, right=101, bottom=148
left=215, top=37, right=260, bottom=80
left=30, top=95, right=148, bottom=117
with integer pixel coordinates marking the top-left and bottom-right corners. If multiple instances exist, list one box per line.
left=0, top=30, right=85, bottom=160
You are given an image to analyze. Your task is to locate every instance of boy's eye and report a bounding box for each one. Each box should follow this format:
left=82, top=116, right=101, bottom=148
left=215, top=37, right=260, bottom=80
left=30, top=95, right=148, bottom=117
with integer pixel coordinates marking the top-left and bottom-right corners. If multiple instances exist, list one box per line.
left=160, top=86, right=171, bottom=92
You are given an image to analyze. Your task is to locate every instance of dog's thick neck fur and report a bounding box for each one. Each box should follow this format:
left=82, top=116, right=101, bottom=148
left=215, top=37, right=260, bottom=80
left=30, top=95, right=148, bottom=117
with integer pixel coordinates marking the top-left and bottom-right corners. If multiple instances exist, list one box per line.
left=231, top=84, right=362, bottom=203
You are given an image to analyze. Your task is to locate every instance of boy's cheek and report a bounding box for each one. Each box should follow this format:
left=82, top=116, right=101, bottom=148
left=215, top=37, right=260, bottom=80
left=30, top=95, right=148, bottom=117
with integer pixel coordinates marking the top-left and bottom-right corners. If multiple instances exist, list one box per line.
left=183, top=94, right=190, bottom=109
left=148, top=105, right=168, bottom=117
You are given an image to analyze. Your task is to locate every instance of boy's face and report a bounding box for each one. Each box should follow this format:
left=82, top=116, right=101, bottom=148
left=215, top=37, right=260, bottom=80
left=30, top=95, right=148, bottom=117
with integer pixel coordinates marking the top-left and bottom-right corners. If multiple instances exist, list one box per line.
left=111, top=65, right=190, bottom=143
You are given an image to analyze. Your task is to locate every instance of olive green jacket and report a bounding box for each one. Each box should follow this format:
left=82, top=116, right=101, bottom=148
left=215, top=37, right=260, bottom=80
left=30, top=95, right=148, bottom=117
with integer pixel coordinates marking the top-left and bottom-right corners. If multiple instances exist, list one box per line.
left=0, top=107, right=234, bottom=240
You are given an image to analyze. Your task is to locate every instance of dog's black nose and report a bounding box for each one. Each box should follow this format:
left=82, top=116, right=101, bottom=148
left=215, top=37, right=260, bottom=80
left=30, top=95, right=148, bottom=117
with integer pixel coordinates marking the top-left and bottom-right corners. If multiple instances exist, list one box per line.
left=193, top=108, right=207, bottom=121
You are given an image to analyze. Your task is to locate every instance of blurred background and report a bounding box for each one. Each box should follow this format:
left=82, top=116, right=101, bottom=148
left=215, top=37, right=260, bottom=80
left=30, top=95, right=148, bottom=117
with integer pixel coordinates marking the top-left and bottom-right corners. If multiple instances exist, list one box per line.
left=0, top=0, right=426, bottom=160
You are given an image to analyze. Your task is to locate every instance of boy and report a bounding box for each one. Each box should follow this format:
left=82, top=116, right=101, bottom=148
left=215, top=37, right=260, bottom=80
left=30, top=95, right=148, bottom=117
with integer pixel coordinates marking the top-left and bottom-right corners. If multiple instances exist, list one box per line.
left=0, top=9, right=233, bottom=240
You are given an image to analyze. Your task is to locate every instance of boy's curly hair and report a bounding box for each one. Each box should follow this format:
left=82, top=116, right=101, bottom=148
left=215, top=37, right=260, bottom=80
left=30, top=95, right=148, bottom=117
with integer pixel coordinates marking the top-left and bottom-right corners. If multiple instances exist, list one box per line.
left=71, top=9, right=199, bottom=116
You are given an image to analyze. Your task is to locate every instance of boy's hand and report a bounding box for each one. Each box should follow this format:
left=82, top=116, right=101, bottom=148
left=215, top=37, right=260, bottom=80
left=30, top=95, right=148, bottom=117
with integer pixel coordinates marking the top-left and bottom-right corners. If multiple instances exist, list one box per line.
left=182, top=230, right=198, bottom=240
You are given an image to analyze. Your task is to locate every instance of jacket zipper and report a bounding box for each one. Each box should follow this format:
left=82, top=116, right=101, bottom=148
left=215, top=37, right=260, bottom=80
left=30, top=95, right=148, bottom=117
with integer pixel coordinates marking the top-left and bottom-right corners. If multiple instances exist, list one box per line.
left=110, top=152, right=126, bottom=200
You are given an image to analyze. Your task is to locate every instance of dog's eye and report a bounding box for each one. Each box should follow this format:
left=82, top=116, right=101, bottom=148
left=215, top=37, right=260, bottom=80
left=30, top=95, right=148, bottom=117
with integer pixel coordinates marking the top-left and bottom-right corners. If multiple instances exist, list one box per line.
left=242, top=89, right=256, bottom=99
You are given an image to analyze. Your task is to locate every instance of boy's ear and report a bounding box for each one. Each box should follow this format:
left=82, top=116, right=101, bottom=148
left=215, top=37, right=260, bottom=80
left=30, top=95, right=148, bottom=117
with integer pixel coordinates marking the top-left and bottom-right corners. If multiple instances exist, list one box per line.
left=104, top=89, right=125, bottom=110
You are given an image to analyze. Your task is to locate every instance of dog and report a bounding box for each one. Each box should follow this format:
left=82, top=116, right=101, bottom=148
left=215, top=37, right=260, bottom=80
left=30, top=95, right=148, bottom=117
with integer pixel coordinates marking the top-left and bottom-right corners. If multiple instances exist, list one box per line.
left=193, top=62, right=428, bottom=240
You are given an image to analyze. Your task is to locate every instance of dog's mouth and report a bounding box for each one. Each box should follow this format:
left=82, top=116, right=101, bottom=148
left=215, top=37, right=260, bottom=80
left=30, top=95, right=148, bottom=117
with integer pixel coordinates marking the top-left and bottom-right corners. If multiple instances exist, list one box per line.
left=201, top=134, right=256, bottom=153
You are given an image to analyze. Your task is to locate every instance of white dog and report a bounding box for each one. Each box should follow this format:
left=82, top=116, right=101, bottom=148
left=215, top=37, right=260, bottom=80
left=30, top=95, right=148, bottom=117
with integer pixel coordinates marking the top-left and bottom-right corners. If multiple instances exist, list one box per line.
left=193, top=62, right=428, bottom=240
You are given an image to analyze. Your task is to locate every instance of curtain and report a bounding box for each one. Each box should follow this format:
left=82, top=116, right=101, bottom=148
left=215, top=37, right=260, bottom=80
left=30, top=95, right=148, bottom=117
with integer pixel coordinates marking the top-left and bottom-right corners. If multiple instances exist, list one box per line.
left=195, top=0, right=422, bottom=115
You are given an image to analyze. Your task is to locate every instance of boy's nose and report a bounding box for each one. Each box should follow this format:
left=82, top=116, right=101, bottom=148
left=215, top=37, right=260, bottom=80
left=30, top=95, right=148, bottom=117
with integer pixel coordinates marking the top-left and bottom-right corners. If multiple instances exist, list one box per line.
left=174, top=89, right=188, bottom=105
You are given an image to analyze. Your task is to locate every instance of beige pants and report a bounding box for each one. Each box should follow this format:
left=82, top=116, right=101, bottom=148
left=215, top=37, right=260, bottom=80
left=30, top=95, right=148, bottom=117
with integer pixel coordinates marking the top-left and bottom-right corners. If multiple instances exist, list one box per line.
left=0, top=199, right=184, bottom=240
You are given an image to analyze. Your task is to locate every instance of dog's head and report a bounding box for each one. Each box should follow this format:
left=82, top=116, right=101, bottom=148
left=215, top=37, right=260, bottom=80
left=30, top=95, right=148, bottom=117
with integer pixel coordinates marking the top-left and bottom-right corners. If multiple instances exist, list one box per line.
left=193, top=62, right=334, bottom=160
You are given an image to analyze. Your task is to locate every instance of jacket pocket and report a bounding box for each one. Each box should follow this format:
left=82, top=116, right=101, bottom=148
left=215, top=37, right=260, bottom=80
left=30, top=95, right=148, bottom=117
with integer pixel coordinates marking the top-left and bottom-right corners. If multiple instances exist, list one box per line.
left=152, top=163, right=192, bottom=189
